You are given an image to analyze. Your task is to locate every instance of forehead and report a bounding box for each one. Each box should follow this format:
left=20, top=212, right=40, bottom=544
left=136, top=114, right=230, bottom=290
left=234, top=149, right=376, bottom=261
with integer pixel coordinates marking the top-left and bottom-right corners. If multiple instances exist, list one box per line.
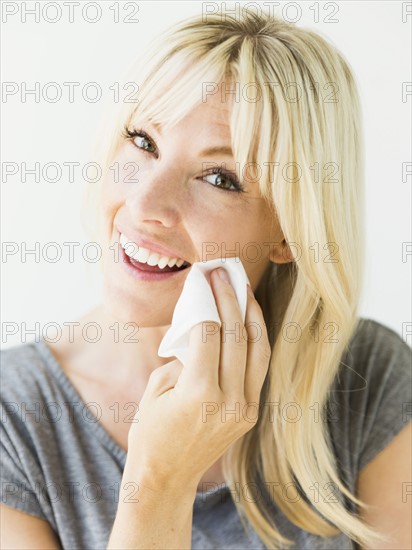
left=174, top=90, right=233, bottom=134
left=136, top=87, right=234, bottom=147
left=132, top=75, right=233, bottom=115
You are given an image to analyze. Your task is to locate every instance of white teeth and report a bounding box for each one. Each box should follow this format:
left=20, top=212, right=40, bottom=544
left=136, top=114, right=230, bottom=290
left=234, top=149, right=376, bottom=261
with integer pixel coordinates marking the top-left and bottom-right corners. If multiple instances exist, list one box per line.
left=146, top=253, right=160, bottom=266
left=124, top=242, right=139, bottom=258
left=158, top=256, right=170, bottom=269
left=136, top=247, right=150, bottom=263
left=119, top=233, right=187, bottom=269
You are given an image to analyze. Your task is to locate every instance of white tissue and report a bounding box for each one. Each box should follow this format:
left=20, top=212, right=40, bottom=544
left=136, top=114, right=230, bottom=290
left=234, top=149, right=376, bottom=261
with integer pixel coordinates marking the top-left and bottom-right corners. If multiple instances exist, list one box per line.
left=157, top=257, right=249, bottom=366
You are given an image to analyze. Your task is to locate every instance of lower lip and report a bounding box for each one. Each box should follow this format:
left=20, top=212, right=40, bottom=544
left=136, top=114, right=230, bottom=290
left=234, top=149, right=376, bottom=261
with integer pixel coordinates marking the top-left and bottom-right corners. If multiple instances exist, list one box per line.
left=119, top=245, right=191, bottom=282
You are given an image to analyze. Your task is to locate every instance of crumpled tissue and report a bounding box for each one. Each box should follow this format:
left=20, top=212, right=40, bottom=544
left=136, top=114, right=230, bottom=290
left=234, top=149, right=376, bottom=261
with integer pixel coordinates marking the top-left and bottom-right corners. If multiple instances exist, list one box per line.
left=157, top=257, right=249, bottom=366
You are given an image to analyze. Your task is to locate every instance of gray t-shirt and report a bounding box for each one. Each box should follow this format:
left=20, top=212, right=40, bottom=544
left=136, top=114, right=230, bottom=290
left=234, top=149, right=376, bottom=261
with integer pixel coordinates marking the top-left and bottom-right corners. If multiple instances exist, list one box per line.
left=1, top=318, right=411, bottom=549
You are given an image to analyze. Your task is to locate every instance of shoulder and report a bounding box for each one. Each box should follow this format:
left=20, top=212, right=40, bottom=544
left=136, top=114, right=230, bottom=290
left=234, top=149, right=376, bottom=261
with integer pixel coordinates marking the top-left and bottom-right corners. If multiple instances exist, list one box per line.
left=332, top=317, right=411, bottom=394
left=327, top=317, right=411, bottom=486
left=346, top=317, right=410, bottom=363
left=0, top=340, right=56, bottom=442
left=1, top=341, right=52, bottom=403
left=1, top=340, right=42, bottom=366
left=0, top=339, right=72, bottom=445
left=0, top=342, right=60, bottom=527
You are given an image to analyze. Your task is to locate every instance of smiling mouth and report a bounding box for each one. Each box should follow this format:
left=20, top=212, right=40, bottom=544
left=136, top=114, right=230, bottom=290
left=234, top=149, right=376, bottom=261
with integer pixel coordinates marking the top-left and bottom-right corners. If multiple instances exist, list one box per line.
left=120, top=232, right=191, bottom=274
left=127, top=255, right=191, bottom=273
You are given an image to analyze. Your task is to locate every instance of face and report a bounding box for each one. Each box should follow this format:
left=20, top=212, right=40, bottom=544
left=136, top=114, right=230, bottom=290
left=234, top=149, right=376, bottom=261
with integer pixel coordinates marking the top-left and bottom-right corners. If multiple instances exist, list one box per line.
left=99, top=90, right=285, bottom=326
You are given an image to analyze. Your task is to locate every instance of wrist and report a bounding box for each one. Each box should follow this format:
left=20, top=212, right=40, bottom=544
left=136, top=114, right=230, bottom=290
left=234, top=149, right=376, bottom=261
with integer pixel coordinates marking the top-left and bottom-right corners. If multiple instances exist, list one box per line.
left=109, top=464, right=195, bottom=550
left=121, top=457, right=199, bottom=504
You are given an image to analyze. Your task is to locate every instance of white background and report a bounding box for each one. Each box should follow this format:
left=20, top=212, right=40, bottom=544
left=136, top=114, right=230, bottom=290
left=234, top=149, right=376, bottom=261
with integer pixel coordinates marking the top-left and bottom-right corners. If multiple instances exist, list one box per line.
left=1, top=1, right=411, bottom=348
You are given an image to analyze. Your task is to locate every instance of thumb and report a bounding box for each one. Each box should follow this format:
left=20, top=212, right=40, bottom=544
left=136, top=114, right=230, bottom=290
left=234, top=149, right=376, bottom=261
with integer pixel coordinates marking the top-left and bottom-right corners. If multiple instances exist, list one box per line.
left=145, top=359, right=184, bottom=396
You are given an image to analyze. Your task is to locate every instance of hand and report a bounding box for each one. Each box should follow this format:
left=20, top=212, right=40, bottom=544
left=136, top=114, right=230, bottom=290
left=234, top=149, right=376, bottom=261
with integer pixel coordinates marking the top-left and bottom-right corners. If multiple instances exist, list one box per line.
left=126, top=267, right=271, bottom=492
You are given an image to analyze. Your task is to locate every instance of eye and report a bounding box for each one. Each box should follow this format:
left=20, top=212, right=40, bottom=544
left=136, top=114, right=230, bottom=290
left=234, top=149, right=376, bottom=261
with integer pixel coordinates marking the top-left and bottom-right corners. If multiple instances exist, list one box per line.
left=122, top=125, right=245, bottom=193
left=122, top=126, right=158, bottom=156
left=203, top=169, right=244, bottom=193
left=134, top=133, right=156, bottom=153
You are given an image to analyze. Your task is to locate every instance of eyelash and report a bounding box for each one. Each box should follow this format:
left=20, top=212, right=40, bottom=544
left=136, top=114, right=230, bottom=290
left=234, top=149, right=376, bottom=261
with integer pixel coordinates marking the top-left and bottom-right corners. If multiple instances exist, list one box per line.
left=121, top=125, right=245, bottom=194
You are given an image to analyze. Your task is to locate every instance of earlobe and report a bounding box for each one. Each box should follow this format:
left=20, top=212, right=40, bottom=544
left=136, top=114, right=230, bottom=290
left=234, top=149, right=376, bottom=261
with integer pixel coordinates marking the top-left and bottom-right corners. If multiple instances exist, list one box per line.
left=269, top=239, right=295, bottom=264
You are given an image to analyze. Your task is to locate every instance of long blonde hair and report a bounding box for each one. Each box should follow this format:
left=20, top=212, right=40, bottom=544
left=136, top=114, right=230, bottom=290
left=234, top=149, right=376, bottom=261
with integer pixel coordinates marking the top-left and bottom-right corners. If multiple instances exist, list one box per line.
left=83, top=10, right=390, bottom=549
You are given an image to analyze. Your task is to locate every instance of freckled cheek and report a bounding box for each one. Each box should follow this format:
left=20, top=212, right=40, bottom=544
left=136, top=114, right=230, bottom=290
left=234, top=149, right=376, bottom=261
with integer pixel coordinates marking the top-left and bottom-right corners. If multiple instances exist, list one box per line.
left=184, top=205, right=261, bottom=263
left=164, top=194, right=223, bottom=261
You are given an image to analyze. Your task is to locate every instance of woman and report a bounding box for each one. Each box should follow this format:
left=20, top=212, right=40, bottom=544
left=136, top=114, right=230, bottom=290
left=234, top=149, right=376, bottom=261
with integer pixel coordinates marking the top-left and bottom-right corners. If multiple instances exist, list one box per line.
left=1, top=10, right=411, bottom=550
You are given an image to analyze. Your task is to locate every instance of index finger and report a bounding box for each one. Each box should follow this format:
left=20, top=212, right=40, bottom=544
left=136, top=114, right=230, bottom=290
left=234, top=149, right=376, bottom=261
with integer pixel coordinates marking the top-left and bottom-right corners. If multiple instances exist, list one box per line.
left=178, top=320, right=221, bottom=390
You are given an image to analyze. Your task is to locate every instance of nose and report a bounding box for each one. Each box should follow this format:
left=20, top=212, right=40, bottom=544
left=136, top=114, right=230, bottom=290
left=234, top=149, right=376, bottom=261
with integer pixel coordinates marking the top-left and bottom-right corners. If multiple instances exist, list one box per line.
left=125, top=166, right=183, bottom=228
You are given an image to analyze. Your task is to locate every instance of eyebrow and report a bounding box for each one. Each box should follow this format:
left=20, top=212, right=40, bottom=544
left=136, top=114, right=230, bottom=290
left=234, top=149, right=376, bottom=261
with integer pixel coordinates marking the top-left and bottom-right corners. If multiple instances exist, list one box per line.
left=198, top=145, right=233, bottom=157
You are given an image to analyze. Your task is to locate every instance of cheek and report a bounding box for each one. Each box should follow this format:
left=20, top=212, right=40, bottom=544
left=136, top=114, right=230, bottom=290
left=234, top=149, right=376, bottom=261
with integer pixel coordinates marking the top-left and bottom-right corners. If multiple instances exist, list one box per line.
left=101, top=160, right=129, bottom=209
left=99, top=157, right=130, bottom=239
left=187, top=202, right=269, bottom=263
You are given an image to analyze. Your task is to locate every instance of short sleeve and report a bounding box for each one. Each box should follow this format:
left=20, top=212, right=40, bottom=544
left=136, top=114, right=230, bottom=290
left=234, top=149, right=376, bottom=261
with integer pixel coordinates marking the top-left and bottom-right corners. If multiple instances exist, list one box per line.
left=0, top=346, right=57, bottom=528
left=355, top=326, right=412, bottom=472
left=328, top=319, right=412, bottom=479
left=0, top=429, right=47, bottom=519
left=1, top=406, right=49, bottom=521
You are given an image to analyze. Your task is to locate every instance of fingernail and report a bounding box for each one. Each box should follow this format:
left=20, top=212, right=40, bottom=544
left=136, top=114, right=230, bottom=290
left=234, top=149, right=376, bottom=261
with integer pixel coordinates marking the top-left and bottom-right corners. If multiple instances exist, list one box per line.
left=247, top=283, right=254, bottom=297
left=217, top=268, right=230, bottom=283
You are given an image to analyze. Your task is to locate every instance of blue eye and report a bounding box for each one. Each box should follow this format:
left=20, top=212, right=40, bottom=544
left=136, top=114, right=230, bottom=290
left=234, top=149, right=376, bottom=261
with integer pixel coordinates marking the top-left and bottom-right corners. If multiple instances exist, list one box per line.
left=203, top=169, right=244, bottom=193
left=123, top=127, right=158, bottom=155
left=134, top=134, right=156, bottom=153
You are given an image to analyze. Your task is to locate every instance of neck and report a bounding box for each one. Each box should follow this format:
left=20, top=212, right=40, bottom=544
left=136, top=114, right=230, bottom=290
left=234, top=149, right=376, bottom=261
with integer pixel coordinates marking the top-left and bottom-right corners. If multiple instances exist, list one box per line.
left=57, top=303, right=174, bottom=384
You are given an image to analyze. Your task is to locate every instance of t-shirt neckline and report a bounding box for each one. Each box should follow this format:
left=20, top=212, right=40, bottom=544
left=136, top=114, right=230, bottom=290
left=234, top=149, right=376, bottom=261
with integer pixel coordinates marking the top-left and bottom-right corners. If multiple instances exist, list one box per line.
left=32, top=337, right=229, bottom=506
left=33, top=337, right=128, bottom=462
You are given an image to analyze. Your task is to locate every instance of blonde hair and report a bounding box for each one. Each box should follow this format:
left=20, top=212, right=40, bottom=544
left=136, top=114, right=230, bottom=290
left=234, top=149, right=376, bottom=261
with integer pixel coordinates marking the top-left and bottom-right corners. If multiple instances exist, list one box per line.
left=83, top=11, right=391, bottom=549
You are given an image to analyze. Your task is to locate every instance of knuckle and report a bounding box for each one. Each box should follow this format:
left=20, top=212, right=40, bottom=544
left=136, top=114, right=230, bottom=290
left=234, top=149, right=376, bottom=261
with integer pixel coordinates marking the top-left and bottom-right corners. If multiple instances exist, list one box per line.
left=199, top=320, right=220, bottom=340
left=202, top=320, right=220, bottom=331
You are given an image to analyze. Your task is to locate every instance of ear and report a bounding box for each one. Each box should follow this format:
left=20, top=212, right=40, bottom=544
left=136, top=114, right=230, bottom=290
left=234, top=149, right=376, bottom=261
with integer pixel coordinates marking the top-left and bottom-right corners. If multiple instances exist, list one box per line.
left=269, top=239, right=295, bottom=264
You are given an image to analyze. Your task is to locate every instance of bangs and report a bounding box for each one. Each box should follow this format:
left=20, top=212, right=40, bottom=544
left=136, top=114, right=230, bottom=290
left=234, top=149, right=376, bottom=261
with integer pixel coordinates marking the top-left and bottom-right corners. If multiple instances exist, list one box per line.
left=229, top=37, right=278, bottom=207
left=99, top=25, right=279, bottom=211
left=127, top=39, right=236, bottom=131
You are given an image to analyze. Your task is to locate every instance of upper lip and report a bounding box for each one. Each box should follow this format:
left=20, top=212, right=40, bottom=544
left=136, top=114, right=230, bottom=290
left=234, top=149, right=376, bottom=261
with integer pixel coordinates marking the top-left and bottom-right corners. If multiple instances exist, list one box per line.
left=117, top=228, right=191, bottom=264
